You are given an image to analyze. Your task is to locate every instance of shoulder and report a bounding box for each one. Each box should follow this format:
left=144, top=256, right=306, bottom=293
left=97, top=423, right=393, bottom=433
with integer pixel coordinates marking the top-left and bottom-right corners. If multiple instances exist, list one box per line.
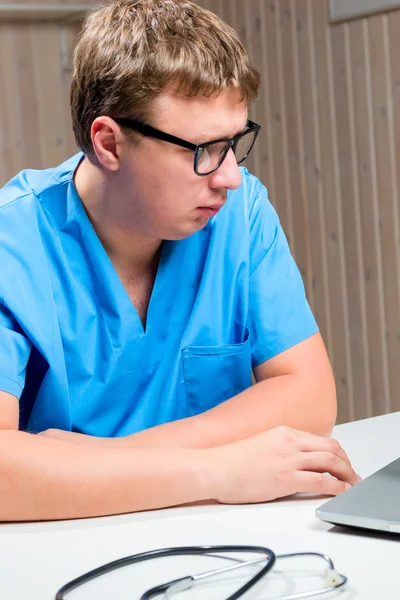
left=229, top=168, right=265, bottom=211
left=227, top=168, right=276, bottom=224
left=0, top=153, right=83, bottom=216
left=220, top=168, right=279, bottom=245
left=0, top=154, right=83, bottom=307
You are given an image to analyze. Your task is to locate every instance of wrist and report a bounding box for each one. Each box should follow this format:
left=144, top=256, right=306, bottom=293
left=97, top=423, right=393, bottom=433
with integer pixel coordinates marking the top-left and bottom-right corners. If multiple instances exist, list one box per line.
left=197, top=447, right=226, bottom=502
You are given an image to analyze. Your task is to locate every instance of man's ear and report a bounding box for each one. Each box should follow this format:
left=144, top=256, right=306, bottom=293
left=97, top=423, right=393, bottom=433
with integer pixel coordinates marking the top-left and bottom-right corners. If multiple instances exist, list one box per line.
left=91, top=116, right=125, bottom=171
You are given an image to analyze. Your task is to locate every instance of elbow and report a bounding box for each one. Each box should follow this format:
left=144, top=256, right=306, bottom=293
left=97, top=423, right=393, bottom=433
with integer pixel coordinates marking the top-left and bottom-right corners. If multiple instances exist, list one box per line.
left=295, top=368, right=337, bottom=437
left=319, top=405, right=337, bottom=438
left=0, top=431, right=18, bottom=521
left=314, top=376, right=337, bottom=437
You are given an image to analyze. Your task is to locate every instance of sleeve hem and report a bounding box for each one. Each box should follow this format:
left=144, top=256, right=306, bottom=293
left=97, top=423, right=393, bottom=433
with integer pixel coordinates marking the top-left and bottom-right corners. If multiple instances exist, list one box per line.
left=0, top=375, right=23, bottom=399
left=251, top=321, right=320, bottom=368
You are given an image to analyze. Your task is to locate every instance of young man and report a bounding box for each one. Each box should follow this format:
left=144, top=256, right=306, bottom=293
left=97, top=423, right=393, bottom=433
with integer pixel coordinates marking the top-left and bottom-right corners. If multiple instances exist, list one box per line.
left=0, top=0, right=358, bottom=521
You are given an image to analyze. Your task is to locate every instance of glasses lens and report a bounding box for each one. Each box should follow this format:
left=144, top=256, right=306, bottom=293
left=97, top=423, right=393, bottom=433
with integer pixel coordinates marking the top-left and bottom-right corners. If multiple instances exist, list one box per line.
left=196, top=128, right=258, bottom=175
left=234, top=129, right=257, bottom=164
left=197, top=141, right=229, bottom=175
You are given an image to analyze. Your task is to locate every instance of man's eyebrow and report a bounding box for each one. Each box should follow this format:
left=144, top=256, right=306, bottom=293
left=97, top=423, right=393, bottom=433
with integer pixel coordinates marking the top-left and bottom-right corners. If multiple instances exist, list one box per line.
left=193, top=121, right=249, bottom=144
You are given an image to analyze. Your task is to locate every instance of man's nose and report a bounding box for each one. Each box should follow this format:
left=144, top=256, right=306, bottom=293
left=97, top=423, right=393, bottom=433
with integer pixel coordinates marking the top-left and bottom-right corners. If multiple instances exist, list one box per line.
left=208, top=148, right=242, bottom=191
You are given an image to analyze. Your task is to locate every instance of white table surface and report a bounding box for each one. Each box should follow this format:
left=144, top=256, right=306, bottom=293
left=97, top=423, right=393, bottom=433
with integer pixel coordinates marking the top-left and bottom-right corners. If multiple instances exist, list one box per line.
left=1, top=412, right=399, bottom=599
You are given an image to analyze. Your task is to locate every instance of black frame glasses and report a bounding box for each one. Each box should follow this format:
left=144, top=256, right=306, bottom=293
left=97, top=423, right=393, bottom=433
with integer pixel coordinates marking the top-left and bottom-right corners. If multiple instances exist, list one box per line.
left=113, top=117, right=261, bottom=176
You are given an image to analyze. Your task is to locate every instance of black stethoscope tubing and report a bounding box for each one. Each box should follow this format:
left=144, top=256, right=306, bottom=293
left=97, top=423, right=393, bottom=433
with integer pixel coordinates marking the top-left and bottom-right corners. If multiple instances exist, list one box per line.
left=55, top=544, right=276, bottom=600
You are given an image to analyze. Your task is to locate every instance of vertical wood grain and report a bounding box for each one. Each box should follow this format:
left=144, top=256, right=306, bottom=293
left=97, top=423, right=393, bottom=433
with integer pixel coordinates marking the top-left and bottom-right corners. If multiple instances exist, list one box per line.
left=277, top=0, right=310, bottom=291
left=330, top=22, right=371, bottom=420
left=311, top=0, right=355, bottom=423
left=295, top=0, right=331, bottom=344
left=367, top=14, right=398, bottom=415
left=387, top=12, right=400, bottom=415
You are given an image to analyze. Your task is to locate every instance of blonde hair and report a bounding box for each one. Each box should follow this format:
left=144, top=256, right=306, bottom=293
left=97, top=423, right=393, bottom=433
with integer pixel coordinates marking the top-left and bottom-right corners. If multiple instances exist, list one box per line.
left=70, top=0, right=260, bottom=154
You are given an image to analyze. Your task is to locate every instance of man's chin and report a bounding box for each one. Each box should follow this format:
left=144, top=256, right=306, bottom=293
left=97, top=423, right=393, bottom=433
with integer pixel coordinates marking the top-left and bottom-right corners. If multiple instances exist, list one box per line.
left=165, top=216, right=210, bottom=240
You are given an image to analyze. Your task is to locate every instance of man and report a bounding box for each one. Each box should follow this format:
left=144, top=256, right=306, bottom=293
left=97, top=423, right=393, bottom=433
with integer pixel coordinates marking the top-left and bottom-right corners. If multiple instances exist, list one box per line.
left=0, top=0, right=358, bottom=521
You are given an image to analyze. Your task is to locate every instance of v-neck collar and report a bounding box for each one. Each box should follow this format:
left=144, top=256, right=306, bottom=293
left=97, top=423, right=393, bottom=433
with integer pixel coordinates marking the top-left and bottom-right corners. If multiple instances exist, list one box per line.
left=66, top=181, right=181, bottom=348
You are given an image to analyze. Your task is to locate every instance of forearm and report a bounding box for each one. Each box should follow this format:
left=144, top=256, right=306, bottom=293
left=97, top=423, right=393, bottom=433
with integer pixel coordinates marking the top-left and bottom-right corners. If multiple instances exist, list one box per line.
left=128, top=374, right=336, bottom=448
left=199, top=373, right=337, bottom=443
left=0, top=430, right=212, bottom=521
left=0, top=425, right=360, bottom=521
left=47, top=373, right=336, bottom=450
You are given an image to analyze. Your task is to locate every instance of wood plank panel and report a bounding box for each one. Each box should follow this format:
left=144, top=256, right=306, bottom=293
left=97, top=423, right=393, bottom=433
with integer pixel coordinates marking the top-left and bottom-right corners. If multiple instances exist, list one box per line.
left=262, top=0, right=293, bottom=244
left=276, top=0, right=310, bottom=290
left=387, top=12, right=400, bottom=413
left=367, top=14, right=398, bottom=415
left=0, top=24, right=25, bottom=181
left=61, top=22, right=80, bottom=155
left=311, top=1, right=355, bottom=423
left=330, top=22, right=371, bottom=419
left=347, top=19, right=380, bottom=420
left=256, top=0, right=275, bottom=195
left=31, top=23, right=70, bottom=166
left=16, top=24, right=43, bottom=168
left=295, top=0, right=331, bottom=343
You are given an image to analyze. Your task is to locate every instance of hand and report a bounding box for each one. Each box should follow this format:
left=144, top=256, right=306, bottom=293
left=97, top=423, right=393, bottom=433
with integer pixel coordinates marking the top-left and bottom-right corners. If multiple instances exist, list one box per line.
left=208, top=425, right=360, bottom=504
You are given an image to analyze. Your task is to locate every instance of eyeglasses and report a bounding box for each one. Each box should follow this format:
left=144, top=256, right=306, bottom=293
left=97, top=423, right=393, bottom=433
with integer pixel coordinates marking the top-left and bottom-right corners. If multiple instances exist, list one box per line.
left=112, top=117, right=261, bottom=176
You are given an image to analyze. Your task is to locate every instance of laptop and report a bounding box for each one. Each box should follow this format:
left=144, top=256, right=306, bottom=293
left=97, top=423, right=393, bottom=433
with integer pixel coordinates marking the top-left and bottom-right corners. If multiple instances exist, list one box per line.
left=316, top=457, right=400, bottom=534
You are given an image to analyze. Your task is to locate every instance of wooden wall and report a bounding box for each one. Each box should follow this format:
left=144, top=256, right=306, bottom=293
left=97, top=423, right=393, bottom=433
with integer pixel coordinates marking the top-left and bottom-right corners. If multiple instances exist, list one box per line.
left=1, top=0, right=400, bottom=423
left=0, top=1, right=80, bottom=181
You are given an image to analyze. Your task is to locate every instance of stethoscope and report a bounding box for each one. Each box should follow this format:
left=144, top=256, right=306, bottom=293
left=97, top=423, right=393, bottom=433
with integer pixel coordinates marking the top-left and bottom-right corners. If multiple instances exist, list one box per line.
left=55, top=544, right=348, bottom=600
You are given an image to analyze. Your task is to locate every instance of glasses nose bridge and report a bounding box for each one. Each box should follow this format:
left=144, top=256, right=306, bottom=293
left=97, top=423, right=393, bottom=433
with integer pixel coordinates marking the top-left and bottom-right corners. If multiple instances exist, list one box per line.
left=216, top=144, right=235, bottom=173
left=230, top=134, right=240, bottom=153
left=210, top=139, right=236, bottom=174
left=222, top=138, right=237, bottom=165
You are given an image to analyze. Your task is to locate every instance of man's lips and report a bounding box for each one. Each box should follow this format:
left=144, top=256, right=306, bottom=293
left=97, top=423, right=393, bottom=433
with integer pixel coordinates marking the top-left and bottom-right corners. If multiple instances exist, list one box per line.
left=196, top=203, right=225, bottom=217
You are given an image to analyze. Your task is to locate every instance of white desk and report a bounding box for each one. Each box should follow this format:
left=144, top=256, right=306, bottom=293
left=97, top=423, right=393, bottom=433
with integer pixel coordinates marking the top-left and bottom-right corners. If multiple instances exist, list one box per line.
left=1, top=412, right=399, bottom=599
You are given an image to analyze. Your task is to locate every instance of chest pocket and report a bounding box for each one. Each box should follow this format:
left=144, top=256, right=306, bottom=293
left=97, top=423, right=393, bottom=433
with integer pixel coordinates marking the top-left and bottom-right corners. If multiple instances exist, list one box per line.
left=182, top=329, right=252, bottom=417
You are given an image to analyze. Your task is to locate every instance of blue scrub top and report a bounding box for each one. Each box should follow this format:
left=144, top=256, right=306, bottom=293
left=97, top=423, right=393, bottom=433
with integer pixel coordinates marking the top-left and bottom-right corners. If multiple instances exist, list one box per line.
left=0, top=154, right=318, bottom=436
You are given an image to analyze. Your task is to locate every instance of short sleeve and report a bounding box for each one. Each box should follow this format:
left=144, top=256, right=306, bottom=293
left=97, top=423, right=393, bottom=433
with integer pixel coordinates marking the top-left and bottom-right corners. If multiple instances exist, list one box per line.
left=247, top=183, right=319, bottom=367
left=0, top=301, right=32, bottom=398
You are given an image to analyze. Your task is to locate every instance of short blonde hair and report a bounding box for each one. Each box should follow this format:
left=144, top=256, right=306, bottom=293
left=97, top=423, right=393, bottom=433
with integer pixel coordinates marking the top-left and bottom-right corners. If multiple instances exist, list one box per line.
left=70, top=0, right=260, bottom=154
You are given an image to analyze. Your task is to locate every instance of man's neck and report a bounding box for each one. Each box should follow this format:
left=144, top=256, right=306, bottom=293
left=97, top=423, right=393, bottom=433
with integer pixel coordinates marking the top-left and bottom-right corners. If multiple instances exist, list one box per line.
left=73, top=156, right=162, bottom=276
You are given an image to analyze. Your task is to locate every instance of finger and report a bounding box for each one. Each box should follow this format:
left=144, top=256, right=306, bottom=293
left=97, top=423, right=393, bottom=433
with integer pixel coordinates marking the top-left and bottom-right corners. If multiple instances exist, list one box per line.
left=294, top=471, right=352, bottom=496
left=299, top=451, right=358, bottom=485
left=293, top=431, right=351, bottom=465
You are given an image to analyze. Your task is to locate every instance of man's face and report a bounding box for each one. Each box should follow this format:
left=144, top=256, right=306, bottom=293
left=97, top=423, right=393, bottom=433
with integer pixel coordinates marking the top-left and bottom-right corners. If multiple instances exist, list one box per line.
left=116, top=87, right=248, bottom=240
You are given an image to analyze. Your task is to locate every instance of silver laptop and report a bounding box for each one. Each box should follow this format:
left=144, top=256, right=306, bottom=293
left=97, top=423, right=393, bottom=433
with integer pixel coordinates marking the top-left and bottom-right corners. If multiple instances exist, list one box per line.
left=316, top=457, right=400, bottom=534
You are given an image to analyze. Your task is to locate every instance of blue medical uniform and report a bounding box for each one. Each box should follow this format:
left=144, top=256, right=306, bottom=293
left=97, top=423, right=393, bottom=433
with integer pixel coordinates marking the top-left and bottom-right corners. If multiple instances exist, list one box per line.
left=0, top=154, right=318, bottom=436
